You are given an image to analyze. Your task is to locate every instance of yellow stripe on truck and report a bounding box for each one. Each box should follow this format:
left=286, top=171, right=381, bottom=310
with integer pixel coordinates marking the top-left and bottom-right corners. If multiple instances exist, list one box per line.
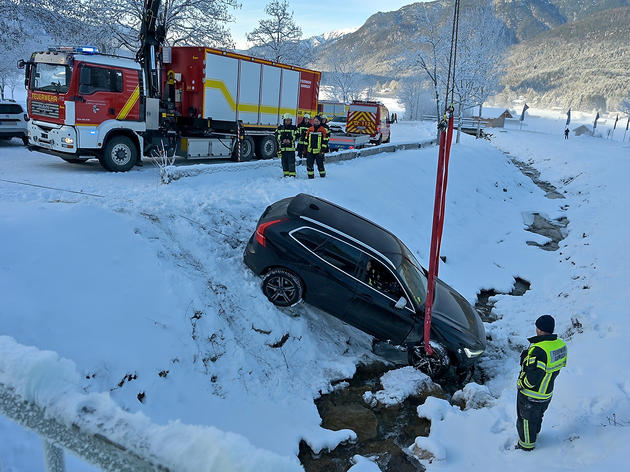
left=116, top=85, right=140, bottom=120
left=204, top=79, right=298, bottom=117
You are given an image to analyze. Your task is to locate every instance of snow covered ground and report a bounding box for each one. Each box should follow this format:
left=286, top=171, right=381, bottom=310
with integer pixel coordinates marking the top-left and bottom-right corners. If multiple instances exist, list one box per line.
left=1, top=110, right=628, bottom=471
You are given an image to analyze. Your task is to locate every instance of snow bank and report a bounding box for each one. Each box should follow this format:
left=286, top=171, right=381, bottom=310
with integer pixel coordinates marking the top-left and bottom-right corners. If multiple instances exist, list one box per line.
left=363, top=367, right=437, bottom=407
left=348, top=455, right=382, bottom=471
left=0, top=336, right=302, bottom=472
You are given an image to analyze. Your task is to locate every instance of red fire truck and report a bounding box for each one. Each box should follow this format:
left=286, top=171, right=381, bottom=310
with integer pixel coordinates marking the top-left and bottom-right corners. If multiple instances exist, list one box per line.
left=328, top=100, right=391, bottom=151
left=19, top=2, right=320, bottom=172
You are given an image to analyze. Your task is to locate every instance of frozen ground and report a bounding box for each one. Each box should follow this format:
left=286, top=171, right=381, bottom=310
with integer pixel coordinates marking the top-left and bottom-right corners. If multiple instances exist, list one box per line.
left=1, top=110, right=628, bottom=471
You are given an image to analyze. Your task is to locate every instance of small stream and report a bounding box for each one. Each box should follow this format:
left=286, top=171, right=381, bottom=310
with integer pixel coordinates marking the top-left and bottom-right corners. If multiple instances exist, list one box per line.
left=300, top=150, right=570, bottom=471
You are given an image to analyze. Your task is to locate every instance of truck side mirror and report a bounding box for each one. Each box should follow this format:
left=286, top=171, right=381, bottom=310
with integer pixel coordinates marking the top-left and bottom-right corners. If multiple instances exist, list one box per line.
left=17, top=60, right=26, bottom=69
left=395, top=296, right=407, bottom=310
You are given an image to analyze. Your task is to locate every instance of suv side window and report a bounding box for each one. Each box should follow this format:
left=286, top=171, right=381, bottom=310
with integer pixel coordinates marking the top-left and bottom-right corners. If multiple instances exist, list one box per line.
left=315, top=238, right=362, bottom=276
left=293, top=227, right=328, bottom=251
left=79, top=66, right=123, bottom=95
left=364, top=258, right=406, bottom=301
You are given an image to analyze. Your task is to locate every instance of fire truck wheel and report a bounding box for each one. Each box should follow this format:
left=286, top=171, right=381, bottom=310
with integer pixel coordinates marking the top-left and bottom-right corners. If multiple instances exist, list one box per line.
left=255, top=135, right=277, bottom=159
left=101, top=136, right=138, bottom=172
left=237, top=136, right=255, bottom=162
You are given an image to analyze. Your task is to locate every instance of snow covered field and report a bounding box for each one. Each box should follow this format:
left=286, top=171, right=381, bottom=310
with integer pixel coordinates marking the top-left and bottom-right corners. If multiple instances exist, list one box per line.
left=1, top=114, right=629, bottom=471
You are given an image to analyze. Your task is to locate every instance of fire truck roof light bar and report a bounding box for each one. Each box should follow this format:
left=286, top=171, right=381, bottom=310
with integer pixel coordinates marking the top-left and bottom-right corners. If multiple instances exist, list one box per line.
left=48, top=46, right=100, bottom=55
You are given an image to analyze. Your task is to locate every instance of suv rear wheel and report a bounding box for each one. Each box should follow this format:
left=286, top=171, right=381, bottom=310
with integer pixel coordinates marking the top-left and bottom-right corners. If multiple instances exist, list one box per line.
left=262, top=268, right=304, bottom=307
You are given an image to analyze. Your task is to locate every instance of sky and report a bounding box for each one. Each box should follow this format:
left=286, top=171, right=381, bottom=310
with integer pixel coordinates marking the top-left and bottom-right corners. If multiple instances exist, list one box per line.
left=230, top=0, right=426, bottom=49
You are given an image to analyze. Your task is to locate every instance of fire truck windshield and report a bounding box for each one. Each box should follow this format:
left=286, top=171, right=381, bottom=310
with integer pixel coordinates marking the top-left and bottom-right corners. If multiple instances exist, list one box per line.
left=30, top=63, right=71, bottom=94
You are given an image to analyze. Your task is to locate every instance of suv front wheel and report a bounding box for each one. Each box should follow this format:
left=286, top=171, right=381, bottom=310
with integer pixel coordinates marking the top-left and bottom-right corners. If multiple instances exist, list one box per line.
left=408, top=342, right=450, bottom=379
left=262, top=268, right=304, bottom=307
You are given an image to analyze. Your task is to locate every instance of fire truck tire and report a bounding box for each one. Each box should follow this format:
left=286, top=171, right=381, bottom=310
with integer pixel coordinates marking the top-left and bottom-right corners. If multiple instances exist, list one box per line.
left=237, top=136, right=255, bottom=162
left=101, top=135, right=138, bottom=172
left=255, top=135, right=277, bottom=159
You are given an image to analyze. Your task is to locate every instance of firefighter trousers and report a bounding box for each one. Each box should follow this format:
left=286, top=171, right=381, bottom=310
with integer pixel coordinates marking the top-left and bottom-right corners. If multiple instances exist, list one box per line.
left=280, top=151, right=296, bottom=177
left=306, top=152, right=326, bottom=179
left=516, top=392, right=550, bottom=450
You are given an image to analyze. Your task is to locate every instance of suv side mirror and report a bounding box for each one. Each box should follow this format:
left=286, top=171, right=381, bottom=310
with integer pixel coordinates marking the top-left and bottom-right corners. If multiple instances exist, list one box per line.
left=394, top=296, right=407, bottom=310
left=17, top=59, right=26, bottom=69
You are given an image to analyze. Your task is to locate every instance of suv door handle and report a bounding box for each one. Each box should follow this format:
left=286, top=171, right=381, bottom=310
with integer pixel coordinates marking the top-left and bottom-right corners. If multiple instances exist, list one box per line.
left=357, top=293, right=372, bottom=302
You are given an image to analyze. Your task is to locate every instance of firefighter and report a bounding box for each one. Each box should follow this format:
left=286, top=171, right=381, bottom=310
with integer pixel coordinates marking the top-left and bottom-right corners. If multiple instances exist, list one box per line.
left=306, top=115, right=327, bottom=179
left=296, top=113, right=311, bottom=159
left=516, top=315, right=567, bottom=451
left=320, top=114, right=331, bottom=154
left=275, top=113, right=297, bottom=177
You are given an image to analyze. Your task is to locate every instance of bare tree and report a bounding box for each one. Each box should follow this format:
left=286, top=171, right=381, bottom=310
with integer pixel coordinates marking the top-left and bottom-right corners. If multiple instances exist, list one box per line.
left=452, top=1, right=507, bottom=140
left=322, top=44, right=364, bottom=103
left=106, top=0, right=239, bottom=51
left=402, top=3, right=451, bottom=124
left=246, top=0, right=308, bottom=65
left=399, top=75, right=435, bottom=121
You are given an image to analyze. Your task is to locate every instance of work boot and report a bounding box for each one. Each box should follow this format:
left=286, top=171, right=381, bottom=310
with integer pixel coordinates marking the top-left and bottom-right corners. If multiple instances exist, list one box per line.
left=514, top=444, right=534, bottom=452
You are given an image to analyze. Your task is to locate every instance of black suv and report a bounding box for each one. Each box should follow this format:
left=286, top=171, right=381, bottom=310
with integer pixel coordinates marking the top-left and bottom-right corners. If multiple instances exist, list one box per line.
left=244, top=194, right=486, bottom=377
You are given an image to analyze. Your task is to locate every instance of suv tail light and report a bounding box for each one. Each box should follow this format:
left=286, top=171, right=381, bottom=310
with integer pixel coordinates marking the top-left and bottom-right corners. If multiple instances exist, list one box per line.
left=255, top=218, right=287, bottom=247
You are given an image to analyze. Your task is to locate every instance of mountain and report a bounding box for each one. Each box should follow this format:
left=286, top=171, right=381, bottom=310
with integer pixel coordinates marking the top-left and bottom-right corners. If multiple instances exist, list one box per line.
left=306, top=0, right=630, bottom=111
left=501, top=6, right=630, bottom=111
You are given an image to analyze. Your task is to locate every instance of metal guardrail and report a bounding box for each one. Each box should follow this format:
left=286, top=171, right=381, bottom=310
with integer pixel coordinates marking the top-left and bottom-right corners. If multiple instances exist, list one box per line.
left=162, top=138, right=439, bottom=183
left=0, top=383, right=169, bottom=472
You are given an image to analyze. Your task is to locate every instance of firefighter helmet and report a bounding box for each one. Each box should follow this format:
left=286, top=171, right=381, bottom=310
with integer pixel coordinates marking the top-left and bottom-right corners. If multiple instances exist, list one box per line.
left=304, top=113, right=311, bottom=119
left=283, top=113, right=292, bottom=120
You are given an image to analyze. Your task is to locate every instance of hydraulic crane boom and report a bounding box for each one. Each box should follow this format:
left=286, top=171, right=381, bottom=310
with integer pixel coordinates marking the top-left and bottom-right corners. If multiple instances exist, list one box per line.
left=137, top=0, right=165, bottom=100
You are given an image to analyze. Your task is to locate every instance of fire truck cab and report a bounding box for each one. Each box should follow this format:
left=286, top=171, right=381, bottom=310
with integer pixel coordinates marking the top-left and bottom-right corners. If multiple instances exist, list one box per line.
left=24, top=47, right=146, bottom=171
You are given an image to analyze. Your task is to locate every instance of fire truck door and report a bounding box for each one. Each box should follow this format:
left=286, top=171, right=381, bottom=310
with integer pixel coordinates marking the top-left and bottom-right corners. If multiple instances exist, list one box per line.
left=75, top=64, right=140, bottom=127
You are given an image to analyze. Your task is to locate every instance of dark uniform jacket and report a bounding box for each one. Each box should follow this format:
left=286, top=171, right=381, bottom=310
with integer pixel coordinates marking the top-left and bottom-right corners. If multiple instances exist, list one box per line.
left=518, top=334, right=567, bottom=401
left=297, top=119, right=310, bottom=145
left=276, top=124, right=297, bottom=152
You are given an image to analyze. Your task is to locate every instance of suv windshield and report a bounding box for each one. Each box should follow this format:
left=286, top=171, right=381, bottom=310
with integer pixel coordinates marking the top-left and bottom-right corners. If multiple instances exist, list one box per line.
left=30, top=63, right=71, bottom=93
left=399, top=257, right=427, bottom=306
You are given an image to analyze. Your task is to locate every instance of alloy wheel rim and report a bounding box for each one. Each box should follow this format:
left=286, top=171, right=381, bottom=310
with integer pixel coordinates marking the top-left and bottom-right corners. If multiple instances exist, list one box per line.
left=266, top=276, right=297, bottom=304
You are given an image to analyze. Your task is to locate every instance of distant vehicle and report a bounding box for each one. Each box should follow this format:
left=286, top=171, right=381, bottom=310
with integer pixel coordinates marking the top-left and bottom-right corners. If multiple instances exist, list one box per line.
left=243, top=193, right=486, bottom=378
left=0, top=100, right=29, bottom=145
left=346, top=100, right=391, bottom=145
left=328, top=115, right=347, bottom=134
left=317, top=100, right=348, bottom=118
left=329, top=100, right=391, bottom=151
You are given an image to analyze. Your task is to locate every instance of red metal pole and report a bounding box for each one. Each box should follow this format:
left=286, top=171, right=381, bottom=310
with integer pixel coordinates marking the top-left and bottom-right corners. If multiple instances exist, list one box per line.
left=423, top=114, right=455, bottom=356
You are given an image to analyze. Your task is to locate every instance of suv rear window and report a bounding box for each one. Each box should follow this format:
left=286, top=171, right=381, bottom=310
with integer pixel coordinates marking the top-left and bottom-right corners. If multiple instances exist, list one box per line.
left=316, top=238, right=362, bottom=275
left=0, top=104, right=23, bottom=114
left=293, top=227, right=328, bottom=251
left=293, top=227, right=363, bottom=276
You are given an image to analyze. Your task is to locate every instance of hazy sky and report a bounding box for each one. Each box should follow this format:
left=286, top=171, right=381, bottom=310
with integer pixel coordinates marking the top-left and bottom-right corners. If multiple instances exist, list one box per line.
left=230, top=0, right=427, bottom=49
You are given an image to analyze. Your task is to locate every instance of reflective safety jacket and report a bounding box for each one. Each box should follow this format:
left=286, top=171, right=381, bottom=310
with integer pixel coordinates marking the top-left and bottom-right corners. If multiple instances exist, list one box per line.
left=276, top=124, right=297, bottom=152
left=517, top=334, right=567, bottom=401
left=297, top=119, right=310, bottom=145
left=306, top=125, right=327, bottom=154
left=321, top=123, right=331, bottom=153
